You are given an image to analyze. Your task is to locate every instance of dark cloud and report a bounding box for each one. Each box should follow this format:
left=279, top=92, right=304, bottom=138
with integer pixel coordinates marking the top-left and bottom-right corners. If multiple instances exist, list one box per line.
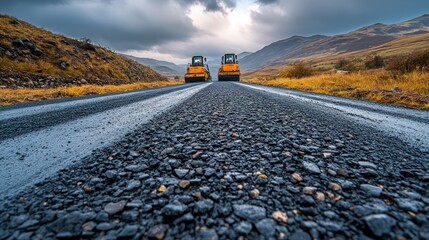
left=177, top=0, right=237, bottom=12
left=0, top=0, right=246, bottom=52
left=256, top=0, right=278, bottom=4
left=0, top=0, right=201, bottom=51
left=251, top=0, right=429, bottom=42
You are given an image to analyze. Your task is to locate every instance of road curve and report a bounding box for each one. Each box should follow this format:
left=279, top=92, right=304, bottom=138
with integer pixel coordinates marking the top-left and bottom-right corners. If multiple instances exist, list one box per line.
left=0, top=82, right=428, bottom=239
left=0, top=83, right=210, bottom=198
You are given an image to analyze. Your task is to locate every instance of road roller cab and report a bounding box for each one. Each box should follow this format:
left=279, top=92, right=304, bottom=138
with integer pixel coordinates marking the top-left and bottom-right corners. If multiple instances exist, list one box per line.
left=218, top=53, right=240, bottom=81
left=185, top=56, right=211, bottom=83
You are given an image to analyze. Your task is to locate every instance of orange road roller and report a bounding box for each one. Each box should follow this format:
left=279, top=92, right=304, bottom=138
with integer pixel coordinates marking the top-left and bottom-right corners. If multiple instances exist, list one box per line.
left=184, top=56, right=212, bottom=83
left=218, top=53, right=240, bottom=81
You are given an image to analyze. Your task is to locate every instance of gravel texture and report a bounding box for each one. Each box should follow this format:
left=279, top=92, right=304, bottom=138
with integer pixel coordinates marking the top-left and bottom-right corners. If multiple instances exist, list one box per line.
left=241, top=83, right=429, bottom=153
left=0, top=83, right=194, bottom=140
left=1, top=82, right=428, bottom=239
left=0, top=84, right=208, bottom=198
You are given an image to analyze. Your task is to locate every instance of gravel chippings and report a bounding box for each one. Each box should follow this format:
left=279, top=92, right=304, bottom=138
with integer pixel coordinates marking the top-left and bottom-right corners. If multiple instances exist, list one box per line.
left=1, top=82, right=428, bottom=239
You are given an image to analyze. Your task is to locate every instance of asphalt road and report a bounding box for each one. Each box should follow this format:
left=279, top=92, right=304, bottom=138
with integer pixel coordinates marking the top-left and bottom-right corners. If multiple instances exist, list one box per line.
left=240, top=83, right=429, bottom=153
left=0, top=82, right=428, bottom=239
left=0, top=83, right=210, bottom=198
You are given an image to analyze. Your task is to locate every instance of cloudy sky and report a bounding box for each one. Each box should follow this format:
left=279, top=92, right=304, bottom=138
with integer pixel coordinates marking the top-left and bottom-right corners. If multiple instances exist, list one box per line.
left=1, top=0, right=428, bottom=64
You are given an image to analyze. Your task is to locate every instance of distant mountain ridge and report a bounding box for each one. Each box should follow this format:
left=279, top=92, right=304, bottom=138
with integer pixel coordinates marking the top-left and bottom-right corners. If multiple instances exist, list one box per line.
left=238, top=52, right=252, bottom=59
left=123, top=55, right=186, bottom=77
left=241, top=14, right=429, bottom=70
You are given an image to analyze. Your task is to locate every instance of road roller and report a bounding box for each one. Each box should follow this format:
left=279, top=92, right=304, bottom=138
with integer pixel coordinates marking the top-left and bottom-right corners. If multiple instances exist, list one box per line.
left=184, top=56, right=211, bottom=83
left=218, top=53, right=240, bottom=81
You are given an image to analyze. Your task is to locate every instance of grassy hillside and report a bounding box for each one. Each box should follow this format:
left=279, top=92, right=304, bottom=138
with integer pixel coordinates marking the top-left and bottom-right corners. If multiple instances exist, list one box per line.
left=243, top=32, right=429, bottom=78
left=243, top=33, right=429, bottom=109
left=241, top=14, right=429, bottom=70
left=313, top=32, right=429, bottom=69
left=0, top=15, right=167, bottom=89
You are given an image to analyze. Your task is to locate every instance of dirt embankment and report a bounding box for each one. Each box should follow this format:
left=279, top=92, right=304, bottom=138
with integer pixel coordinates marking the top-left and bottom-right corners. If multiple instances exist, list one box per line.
left=0, top=15, right=167, bottom=89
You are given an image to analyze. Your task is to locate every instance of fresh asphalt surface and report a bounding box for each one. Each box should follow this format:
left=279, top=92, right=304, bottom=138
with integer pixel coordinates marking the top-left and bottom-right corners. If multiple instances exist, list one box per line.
left=0, top=82, right=428, bottom=239
left=0, top=83, right=199, bottom=141
left=0, top=83, right=209, bottom=198
left=240, top=83, right=429, bottom=152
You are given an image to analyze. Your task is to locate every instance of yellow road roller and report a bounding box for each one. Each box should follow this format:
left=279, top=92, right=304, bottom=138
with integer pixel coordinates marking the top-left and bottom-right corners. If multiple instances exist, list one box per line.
left=218, top=53, right=240, bottom=81
left=184, top=56, right=211, bottom=83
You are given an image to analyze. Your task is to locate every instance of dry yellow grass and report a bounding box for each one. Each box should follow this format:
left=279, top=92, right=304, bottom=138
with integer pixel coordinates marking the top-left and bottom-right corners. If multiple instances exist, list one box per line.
left=0, top=15, right=166, bottom=83
left=0, top=81, right=183, bottom=106
left=244, top=70, right=429, bottom=109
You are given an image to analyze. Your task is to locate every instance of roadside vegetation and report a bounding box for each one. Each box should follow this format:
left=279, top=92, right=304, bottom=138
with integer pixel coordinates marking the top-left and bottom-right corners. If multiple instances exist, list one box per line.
left=0, top=81, right=182, bottom=106
left=244, top=50, right=429, bottom=109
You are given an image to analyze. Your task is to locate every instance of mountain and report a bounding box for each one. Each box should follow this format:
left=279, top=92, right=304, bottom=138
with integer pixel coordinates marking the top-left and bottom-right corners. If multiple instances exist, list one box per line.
left=152, top=66, right=181, bottom=78
left=243, top=32, right=429, bottom=78
left=0, top=15, right=166, bottom=88
left=124, top=55, right=186, bottom=77
left=241, top=14, right=429, bottom=70
left=238, top=52, right=252, bottom=59
left=314, top=32, right=429, bottom=67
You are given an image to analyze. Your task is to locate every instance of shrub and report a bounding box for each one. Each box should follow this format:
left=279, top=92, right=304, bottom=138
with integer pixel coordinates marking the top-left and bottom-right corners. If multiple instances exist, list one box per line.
left=335, top=59, right=361, bottom=72
left=282, top=61, right=314, bottom=79
left=335, top=59, right=350, bottom=70
left=79, top=37, right=96, bottom=52
left=365, top=55, right=384, bottom=69
left=386, top=50, right=429, bottom=73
